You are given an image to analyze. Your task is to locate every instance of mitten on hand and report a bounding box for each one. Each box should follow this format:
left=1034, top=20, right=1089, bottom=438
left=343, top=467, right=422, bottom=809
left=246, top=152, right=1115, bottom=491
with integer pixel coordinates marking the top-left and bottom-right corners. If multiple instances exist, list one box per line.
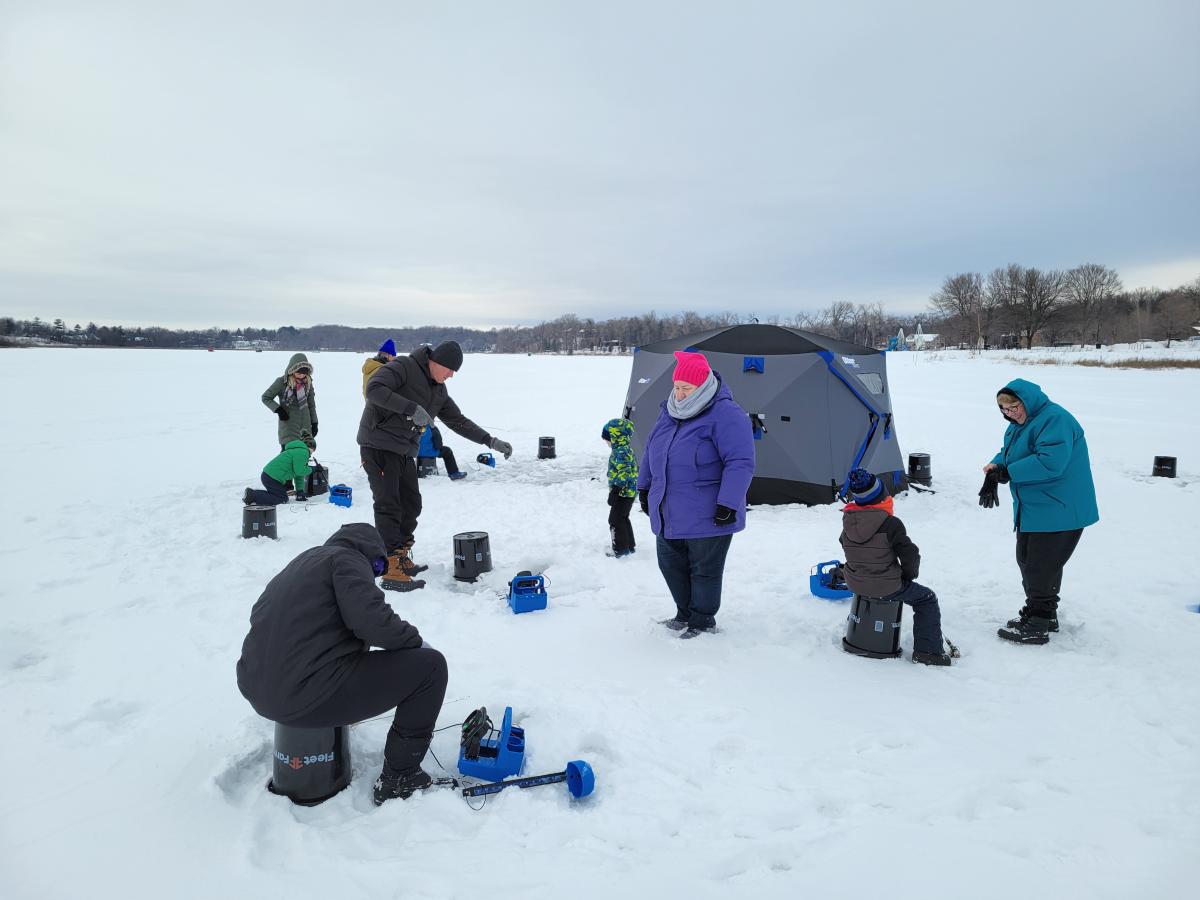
left=275, top=407, right=289, bottom=421
left=410, top=406, right=432, bottom=428
left=714, top=504, right=736, bottom=526
left=638, top=489, right=649, bottom=515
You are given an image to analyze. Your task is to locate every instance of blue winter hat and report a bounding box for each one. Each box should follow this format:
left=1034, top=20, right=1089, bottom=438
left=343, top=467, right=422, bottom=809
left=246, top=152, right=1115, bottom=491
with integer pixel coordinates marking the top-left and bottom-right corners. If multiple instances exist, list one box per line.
left=847, top=468, right=886, bottom=505
left=379, top=339, right=397, bottom=356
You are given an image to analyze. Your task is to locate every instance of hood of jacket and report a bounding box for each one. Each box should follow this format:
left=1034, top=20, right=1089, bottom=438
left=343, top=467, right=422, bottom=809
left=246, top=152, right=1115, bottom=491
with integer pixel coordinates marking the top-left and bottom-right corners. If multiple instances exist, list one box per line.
left=841, top=503, right=892, bottom=543
left=282, top=439, right=311, bottom=453
left=999, top=378, right=1050, bottom=420
left=322, top=523, right=386, bottom=563
left=602, top=417, right=635, bottom=446
left=410, top=345, right=437, bottom=383
left=286, top=352, right=312, bottom=376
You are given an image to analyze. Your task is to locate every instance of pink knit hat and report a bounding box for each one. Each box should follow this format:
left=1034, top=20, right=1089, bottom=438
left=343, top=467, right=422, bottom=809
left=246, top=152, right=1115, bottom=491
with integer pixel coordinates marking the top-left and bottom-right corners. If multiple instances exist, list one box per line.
left=672, top=350, right=712, bottom=387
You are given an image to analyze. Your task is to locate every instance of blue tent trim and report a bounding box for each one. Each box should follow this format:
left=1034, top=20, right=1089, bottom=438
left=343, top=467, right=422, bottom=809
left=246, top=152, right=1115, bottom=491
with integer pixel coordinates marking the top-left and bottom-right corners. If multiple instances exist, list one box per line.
left=818, top=351, right=895, bottom=497
left=743, top=355, right=765, bottom=373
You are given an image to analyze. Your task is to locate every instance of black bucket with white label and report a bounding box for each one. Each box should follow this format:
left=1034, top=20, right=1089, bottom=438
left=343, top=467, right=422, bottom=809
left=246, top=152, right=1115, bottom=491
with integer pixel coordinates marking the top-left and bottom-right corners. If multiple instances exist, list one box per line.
left=242, top=505, right=277, bottom=539
left=267, top=724, right=352, bottom=806
left=842, top=594, right=904, bottom=659
left=453, top=531, right=493, bottom=582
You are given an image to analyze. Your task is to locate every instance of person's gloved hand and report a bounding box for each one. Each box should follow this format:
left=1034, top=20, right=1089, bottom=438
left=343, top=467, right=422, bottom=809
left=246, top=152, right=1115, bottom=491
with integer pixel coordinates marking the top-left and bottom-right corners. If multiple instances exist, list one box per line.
left=714, top=504, right=736, bottom=526
left=489, top=437, right=513, bottom=460
left=311, top=422, right=319, bottom=437
left=638, top=489, right=649, bottom=515
left=410, top=406, right=432, bottom=428
left=275, top=407, right=289, bottom=421
left=978, top=473, right=1000, bottom=508
left=992, top=464, right=1009, bottom=484
left=294, top=491, right=308, bottom=502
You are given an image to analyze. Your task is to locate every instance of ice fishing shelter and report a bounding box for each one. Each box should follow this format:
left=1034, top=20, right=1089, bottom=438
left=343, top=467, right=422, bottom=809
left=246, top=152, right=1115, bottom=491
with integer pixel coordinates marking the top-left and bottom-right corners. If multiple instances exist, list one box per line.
left=622, top=324, right=907, bottom=505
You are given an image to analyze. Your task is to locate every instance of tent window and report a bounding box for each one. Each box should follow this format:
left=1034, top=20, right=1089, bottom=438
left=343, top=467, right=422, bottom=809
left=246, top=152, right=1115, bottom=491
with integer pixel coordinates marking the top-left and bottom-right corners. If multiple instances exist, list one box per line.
left=857, top=373, right=884, bottom=394
left=780, top=415, right=791, bottom=422
left=743, top=356, right=765, bottom=373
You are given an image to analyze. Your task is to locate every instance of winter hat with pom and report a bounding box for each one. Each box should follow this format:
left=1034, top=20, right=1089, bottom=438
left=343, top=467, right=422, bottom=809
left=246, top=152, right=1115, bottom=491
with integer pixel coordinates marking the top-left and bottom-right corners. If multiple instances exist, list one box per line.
left=847, top=468, right=887, bottom=505
left=672, top=350, right=712, bottom=387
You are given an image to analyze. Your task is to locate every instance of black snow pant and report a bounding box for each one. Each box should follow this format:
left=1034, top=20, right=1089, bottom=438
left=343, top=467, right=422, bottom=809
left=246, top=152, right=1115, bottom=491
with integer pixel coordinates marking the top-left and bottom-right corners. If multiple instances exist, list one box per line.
left=361, top=447, right=422, bottom=553
left=440, top=446, right=460, bottom=477
left=878, top=580, right=945, bottom=655
left=656, top=533, right=733, bottom=630
left=246, top=473, right=289, bottom=506
left=285, top=648, right=448, bottom=774
left=607, top=488, right=636, bottom=554
left=1016, top=528, right=1084, bottom=616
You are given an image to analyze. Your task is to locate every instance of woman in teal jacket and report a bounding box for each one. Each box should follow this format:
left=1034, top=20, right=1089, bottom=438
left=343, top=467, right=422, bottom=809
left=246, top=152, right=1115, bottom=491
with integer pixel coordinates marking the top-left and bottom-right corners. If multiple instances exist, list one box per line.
left=981, top=378, right=1098, bottom=644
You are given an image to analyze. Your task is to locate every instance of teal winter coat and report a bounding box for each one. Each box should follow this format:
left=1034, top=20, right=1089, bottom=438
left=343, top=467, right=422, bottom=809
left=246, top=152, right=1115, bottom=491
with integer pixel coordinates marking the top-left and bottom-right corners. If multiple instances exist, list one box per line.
left=989, top=378, right=1099, bottom=533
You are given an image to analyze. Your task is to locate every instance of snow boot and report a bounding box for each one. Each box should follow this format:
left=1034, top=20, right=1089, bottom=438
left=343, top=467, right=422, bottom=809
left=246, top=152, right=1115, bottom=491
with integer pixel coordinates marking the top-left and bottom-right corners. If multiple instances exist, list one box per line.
left=997, top=616, right=1054, bottom=645
left=1005, top=607, right=1059, bottom=632
left=659, top=617, right=688, bottom=631
left=373, top=767, right=434, bottom=805
left=448, top=471, right=467, bottom=481
left=397, top=544, right=429, bottom=576
left=912, top=649, right=953, bottom=666
left=381, top=554, right=425, bottom=592
left=243, top=488, right=254, bottom=506
left=680, top=625, right=718, bottom=640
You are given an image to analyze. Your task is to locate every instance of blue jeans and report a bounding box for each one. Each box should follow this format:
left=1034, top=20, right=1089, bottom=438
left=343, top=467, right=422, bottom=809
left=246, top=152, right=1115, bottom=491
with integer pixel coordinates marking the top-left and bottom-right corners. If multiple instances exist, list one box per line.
left=247, top=473, right=289, bottom=506
left=880, top=581, right=944, bottom=655
left=655, top=534, right=733, bottom=629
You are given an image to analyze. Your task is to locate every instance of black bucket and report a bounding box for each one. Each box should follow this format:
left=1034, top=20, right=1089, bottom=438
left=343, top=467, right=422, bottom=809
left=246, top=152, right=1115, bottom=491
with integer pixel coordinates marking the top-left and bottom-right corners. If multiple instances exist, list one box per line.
left=454, top=531, right=493, bottom=582
left=242, top=505, right=277, bottom=539
left=907, top=452, right=932, bottom=486
left=842, top=594, right=904, bottom=659
left=267, top=724, right=352, bottom=806
left=416, top=457, right=438, bottom=478
left=1152, top=456, right=1177, bottom=478
left=538, top=436, right=556, bottom=460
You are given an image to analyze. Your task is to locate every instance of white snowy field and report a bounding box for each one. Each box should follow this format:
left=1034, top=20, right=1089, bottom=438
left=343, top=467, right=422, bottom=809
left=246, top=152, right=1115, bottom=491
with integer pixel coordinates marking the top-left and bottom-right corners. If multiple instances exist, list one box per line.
left=2, top=346, right=1199, bottom=900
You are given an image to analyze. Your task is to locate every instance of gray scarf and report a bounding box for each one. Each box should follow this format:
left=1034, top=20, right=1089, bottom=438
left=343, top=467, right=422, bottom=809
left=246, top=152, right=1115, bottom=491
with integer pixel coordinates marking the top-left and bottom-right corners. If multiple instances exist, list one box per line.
left=667, top=372, right=719, bottom=420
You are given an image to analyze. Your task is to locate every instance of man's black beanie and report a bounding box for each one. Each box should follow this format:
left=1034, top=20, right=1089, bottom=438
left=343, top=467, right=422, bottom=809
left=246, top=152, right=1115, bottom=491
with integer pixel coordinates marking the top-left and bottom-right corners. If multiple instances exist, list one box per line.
left=431, top=340, right=464, bottom=371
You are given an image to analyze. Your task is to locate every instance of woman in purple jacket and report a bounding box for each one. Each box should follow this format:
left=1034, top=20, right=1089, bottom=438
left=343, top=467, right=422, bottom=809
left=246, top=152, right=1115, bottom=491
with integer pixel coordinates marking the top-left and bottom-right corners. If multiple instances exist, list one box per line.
left=637, top=351, right=756, bottom=638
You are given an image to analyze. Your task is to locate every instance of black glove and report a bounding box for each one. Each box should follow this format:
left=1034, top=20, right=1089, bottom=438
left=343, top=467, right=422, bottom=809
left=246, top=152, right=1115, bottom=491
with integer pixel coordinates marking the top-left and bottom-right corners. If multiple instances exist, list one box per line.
left=638, top=489, right=649, bottom=515
left=311, top=422, right=319, bottom=437
left=294, top=491, right=308, bottom=502
left=714, top=504, right=736, bottom=526
left=489, top=437, right=513, bottom=460
left=275, top=407, right=289, bottom=421
left=992, top=464, right=1009, bottom=484
left=410, top=406, right=432, bottom=428
left=978, top=472, right=1000, bottom=508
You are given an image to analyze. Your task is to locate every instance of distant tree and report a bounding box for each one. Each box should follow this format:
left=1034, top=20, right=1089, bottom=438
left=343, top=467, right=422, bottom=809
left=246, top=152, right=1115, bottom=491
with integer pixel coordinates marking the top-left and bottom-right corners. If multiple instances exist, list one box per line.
left=1065, top=263, right=1123, bottom=346
left=929, top=272, right=985, bottom=347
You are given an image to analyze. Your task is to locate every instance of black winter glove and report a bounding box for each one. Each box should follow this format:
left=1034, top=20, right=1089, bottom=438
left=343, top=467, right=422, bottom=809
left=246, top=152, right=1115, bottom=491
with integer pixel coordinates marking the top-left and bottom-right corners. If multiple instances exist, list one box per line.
left=978, top=472, right=1001, bottom=508
left=714, top=504, right=736, bottom=526
left=638, top=489, right=649, bottom=515
left=311, top=422, right=318, bottom=437
left=275, top=407, right=290, bottom=421
left=294, top=491, right=308, bottom=502
left=992, top=464, right=1009, bottom=484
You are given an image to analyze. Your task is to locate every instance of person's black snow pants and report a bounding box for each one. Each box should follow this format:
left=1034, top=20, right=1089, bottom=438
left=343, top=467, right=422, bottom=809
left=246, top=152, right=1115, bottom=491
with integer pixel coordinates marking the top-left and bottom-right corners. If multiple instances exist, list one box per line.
left=607, top=488, right=636, bottom=554
left=440, top=446, right=460, bottom=477
left=284, top=648, right=448, bottom=774
left=1016, top=528, right=1084, bottom=616
left=361, top=447, right=422, bottom=552
left=246, top=473, right=289, bottom=506
left=879, top=580, right=945, bottom=655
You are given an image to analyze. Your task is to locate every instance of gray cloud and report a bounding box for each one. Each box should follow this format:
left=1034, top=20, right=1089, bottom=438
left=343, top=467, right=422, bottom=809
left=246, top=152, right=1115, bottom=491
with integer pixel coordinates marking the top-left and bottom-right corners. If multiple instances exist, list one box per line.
left=2, top=0, right=1197, bottom=329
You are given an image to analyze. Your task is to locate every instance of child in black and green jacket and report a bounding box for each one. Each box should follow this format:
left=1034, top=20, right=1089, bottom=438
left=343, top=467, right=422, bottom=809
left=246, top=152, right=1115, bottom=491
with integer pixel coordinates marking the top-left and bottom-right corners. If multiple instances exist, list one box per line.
left=601, top=418, right=638, bottom=557
left=243, top=438, right=313, bottom=506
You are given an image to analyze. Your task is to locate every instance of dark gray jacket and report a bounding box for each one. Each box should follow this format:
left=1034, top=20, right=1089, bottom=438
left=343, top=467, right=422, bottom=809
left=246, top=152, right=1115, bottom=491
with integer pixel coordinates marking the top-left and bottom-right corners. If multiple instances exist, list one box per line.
left=839, top=505, right=919, bottom=598
left=236, top=524, right=422, bottom=723
left=357, top=345, right=491, bottom=456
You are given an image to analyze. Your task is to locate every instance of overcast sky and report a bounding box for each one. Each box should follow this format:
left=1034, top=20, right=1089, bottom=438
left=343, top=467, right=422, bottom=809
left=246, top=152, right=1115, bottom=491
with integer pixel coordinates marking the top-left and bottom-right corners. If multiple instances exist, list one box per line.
left=2, top=0, right=1197, bottom=330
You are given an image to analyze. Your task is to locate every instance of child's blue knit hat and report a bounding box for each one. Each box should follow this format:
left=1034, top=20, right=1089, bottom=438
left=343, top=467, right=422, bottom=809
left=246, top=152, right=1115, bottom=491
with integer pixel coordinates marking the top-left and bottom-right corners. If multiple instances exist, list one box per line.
left=379, top=338, right=397, bottom=356
left=847, top=468, right=886, bottom=505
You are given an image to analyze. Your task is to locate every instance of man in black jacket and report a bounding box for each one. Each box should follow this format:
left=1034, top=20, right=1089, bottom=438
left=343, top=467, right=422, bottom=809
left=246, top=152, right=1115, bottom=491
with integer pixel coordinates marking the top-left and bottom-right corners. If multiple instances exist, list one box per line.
left=838, top=468, right=951, bottom=666
left=236, top=523, right=449, bottom=805
left=359, top=340, right=512, bottom=591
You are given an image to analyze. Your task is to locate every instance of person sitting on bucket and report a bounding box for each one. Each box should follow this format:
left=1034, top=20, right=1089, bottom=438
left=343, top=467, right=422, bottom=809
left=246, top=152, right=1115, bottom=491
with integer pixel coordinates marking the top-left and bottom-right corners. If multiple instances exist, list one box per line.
left=839, top=468, right=952, bottom=666
left=242, top=433, right=315, bottom=505
left=601, top=417, right=638, bottom=558
left=236, top=523, right=449, bottom=806
left=362, top=339, right=396, bottom=397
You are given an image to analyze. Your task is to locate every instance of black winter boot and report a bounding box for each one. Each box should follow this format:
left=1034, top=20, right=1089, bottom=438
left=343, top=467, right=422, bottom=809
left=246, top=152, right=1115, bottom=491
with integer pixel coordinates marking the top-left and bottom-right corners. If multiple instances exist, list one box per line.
left=659, top=617, right=688, bottom=631
left=373, top=767, right=434, bottom=805
left=243, top=488, right=254, bottom=506
left=1005, top=606, right=1059, bottom=632
left=912, top=649, right=952, bottom=666
left=997, top=615, right=1055, bottom=645
left=374, top=733, right=434, bottom=806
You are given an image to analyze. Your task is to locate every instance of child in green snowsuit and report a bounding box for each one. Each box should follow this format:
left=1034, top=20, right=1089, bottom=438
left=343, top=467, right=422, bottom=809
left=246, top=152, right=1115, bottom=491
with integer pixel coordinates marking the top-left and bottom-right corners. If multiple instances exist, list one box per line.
left=243, top=439, right=313, bottom=506
left=601, top=418, right=638, bottom=557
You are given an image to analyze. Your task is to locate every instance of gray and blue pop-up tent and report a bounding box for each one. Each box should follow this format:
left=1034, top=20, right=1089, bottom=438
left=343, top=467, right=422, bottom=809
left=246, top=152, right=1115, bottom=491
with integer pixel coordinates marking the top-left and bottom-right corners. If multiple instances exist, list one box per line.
left=622, top=324, right=908, bottom=505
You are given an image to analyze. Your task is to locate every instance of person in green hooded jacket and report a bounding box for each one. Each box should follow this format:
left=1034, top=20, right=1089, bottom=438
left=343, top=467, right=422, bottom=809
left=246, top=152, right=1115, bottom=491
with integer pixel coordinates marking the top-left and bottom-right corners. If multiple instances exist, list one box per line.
left=262, top=353, right=318, bottom=449
left=243, top=437, right=314, bottom=505
left=979, top=378, right=1098, bottom=645
left=601, top=417, right=639, bottom=558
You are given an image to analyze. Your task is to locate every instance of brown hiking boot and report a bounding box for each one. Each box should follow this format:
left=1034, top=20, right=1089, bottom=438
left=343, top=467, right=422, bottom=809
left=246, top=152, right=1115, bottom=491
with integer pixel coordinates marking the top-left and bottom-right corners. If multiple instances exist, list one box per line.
left=381, top=553, right=425, bottom=592
left=397, top=544, right=429, bottom=576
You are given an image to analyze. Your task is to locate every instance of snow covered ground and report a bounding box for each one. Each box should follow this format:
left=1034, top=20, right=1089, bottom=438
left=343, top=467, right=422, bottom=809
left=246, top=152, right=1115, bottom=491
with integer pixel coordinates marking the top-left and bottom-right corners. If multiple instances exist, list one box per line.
left=2, top=347, right=1198, bottom=900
